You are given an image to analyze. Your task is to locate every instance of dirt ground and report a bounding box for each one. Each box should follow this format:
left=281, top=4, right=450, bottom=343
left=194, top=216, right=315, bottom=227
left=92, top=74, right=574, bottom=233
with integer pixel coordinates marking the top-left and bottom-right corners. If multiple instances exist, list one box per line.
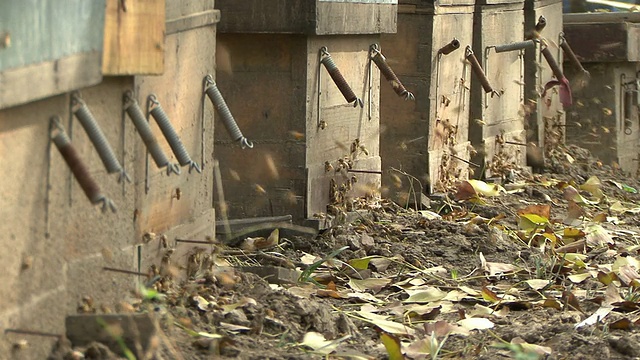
left=46, top=144, right=640, bottom=360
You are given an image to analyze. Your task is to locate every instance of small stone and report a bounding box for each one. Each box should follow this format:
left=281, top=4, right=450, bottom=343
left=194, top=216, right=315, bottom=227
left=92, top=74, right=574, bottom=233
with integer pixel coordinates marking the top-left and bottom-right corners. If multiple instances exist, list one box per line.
left=360, top=234, right=375, bottom=249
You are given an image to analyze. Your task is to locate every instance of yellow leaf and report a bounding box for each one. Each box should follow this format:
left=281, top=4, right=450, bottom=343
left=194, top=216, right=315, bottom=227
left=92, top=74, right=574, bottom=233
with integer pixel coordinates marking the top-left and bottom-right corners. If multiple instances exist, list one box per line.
left=380, top=332, right=405, bottom=360
left=467, top=179, right=505, bottom=197
left=349, top=256, right=373, bottom=270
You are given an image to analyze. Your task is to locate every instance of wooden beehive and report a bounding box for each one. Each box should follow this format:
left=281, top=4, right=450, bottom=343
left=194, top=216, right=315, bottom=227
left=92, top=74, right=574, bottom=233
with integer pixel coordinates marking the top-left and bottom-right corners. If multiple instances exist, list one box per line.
left=469, top=0, right=527, bottom=178
left=380, top=0, right=475, bottom=198
left=563, top=13, right=640, bottom=175
left=214, top=0, right=396, bottom=224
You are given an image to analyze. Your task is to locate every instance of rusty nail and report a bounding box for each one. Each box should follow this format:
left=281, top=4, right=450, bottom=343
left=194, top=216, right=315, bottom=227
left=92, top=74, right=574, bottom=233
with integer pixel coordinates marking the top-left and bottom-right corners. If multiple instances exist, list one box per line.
left=4, top=329, right=62, bottom=339
left=346, top=169, right=383, bottom=175
left=103, top=267, right=149, bottom=277
left=176, top=239, right=216, bottom=245
left=450, top=154, right=480, bottom=168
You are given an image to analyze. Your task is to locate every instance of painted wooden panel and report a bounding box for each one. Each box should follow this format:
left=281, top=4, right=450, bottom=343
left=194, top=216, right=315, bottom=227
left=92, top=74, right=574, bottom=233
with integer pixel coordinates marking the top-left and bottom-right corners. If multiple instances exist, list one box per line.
left=102, top=0, right=165, bottom=75
left=0, top=0, right=104, bottom=71
left=0, top=1, right=105, bottom=109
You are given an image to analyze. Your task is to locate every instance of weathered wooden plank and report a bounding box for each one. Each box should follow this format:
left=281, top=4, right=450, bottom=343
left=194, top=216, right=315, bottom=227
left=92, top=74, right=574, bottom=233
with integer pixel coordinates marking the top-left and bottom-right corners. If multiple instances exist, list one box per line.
left=0, top=52, right=102, bottom=110
left=167, top=10, right=221, bottom=34
left=102, top=0, right=165, bottom=75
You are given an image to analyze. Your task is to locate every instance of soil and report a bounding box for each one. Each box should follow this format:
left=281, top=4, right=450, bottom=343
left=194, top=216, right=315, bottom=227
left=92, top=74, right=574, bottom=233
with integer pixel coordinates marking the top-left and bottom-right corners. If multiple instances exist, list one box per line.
left=47, top=144, right=640, bottom=360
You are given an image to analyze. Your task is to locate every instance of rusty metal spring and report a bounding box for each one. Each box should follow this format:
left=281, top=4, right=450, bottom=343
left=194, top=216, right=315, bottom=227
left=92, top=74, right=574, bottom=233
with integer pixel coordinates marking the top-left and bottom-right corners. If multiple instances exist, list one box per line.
left=51, top=118, right=116, bottom=213
left=541, top=46, right=564, bottom=80
left=123, top=92, right=180, bottom=175
left=320, top=47, right=363, bottom=108
left=370, top=44, right=414, bottom=101
left=203, top=75, right=253, bottom=149
left=147, top=95, right=201, bottom=173
left=438, top=38, right=460, bottom=55
left=559, top=34, right=589, bottom=77
left=494, top=40, right=536, bottom=53
left=71, top=93, right=130, bottom=183
left=465, top=46, right=496, bottom=96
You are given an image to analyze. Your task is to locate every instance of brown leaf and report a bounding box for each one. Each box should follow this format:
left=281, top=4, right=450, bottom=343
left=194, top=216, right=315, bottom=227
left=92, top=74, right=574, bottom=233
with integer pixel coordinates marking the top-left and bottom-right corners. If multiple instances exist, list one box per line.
left=610, top=318, right=634, bottom=331
left=618, top=265, right=640, bottom=287
left=604, top=284, right=624, bottom=306
left=455, top=181, right=477, bottom=200
left=517, top=204, right=551, bottom=219
left=562, top=289, right=582, bottom=312
left=556, top=239, right=586, bottom=254
left=482, top=286, right=500, bottom=303
left=424, top=320, right=469, bottom=337
left=316, top=289, right=343, bottom=299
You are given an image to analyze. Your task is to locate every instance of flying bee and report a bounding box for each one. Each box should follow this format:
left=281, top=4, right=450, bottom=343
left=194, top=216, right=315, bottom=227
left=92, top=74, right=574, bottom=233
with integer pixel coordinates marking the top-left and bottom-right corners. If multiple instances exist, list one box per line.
left=359, top=145, right=369, bottom=156
left=319, top=120, right=327, bottom=130
left=264, top=153, right=280, bottom=179
left=474, top=118, right=486, bottom=126
left=324, top=161, right=334, bottom=172
left=601, top=126, right=610, bottom=133
left=229, top=169, right=241, bottom=181
left=253, top=183, right=267, bottom=195
left=602, top=108, right=613, bottom=116
left=172, top=188, right=181, bottom=200
left=289, top=130, right=305, bottom=140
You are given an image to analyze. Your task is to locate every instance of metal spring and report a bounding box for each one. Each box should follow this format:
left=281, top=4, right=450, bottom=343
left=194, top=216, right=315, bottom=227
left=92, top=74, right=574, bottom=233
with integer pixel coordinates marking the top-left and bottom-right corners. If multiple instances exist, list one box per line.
left=438, top=38, right=460, bottom=55
left=320, top=47, right=363, bottom=108
left=494, top=40, right=536, bottom=53
left=465, top=46, right=495, bottom=95
left=147, top=95, right=201, bottom=173
left=559, top=34, right=589, bottom=77
left=123, top=92, right=180, bottom=175
left=370, top=45, right=414, bottom=101
left=71, top=94, right=130, bottom=183
left=51, top=119, right=116, bottom=213
left=535, top=15, right=547, bottom=33
left=203, top=75, right=253, bottom=149
left=541, top=46, right=564, bottom=80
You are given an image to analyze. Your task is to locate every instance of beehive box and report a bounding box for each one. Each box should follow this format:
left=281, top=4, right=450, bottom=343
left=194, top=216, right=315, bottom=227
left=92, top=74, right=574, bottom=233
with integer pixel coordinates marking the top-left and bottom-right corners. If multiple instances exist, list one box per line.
left=524, top=0, right=564, bottom=162
left=214, top=0, right=396, bottom=224
left=379, top=0, right=474, bottom=198
left=563, top=13, right=640, bottom=175
left=469, top=0, right=527, bottom=178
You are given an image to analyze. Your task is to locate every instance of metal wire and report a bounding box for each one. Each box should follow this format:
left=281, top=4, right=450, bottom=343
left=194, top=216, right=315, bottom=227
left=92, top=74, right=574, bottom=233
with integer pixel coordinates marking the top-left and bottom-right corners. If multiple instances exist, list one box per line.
left=203, top=75, right=254, bottom=149
left=147, top=95, right=201, bottom=173
left=320, top=48, right=363, bottom=108
left=71, top=93, right=130, bottom=183
left=50, top=118, right=116, bottom=213
left=494, top=40, right=536, bottom=53
left=370, top=44, right=414, bottom=101
left=123, top=92, right=180, bottom=175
